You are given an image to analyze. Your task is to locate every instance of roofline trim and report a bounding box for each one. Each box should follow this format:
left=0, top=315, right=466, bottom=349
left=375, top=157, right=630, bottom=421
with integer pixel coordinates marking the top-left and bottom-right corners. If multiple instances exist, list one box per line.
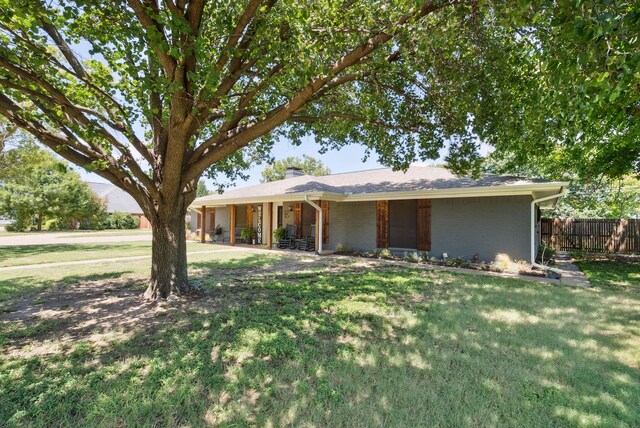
left=189, top=182, right=569, bottom=208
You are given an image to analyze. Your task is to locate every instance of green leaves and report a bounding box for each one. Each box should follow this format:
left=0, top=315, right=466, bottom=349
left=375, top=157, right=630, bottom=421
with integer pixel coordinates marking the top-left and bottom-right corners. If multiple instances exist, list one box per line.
left=0, top=138, right=106, bottom=230
left=260, top=155, right=331, bottom=182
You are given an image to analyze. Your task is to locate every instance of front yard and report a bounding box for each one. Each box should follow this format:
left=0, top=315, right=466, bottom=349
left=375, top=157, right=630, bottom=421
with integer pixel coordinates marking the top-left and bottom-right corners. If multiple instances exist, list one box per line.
left=0, top=244, right=638, bottom=426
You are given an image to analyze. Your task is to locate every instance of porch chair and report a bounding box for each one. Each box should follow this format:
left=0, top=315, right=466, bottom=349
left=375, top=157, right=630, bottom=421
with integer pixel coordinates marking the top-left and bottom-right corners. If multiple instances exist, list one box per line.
left=278, top=224, right=297, bottom=249
left=297, top=224, right=316, bottom=252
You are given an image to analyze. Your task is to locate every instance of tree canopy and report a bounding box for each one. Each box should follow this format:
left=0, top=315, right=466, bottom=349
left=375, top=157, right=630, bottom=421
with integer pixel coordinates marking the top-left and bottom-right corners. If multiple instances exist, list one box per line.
left=0, top=0, right=637, bottom=298
left=261, top=155, right=330, bottom=182
left=0, top=140, right=106, bottom=230
left=195, top=180, right=210, bottom=197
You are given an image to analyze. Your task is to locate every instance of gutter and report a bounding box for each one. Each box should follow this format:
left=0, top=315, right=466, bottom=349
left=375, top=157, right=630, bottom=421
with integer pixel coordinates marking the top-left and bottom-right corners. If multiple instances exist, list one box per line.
left=304, top=195, right=323, bottom=255
left=531, top=189, right=568, bottom=273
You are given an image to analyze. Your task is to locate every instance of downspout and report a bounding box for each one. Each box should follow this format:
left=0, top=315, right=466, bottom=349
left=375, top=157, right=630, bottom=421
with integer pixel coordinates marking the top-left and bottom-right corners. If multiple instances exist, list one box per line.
left=304, top=195, right=323, bottom=255
left=531, top=189, right=568, bottom=273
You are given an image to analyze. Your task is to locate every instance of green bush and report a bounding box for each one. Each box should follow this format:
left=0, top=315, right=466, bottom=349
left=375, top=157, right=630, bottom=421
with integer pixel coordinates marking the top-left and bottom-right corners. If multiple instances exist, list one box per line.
left=44, top=219, right=66, bottom=230
left=241, top=226, right=256, bottom=242
left=103, top=212, right=139, bottom=229
left=4, top=221, right=23, bottom=232
left=273, top=227, right=286, bottom=243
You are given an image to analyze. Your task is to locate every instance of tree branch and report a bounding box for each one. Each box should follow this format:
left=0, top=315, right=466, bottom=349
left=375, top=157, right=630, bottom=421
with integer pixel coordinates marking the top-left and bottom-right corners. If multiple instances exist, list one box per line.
left=185, top=0, right=455, bottom=180
left=127, top=0, right=177, bottom=78
left=39, top=20, right=89, bottom=80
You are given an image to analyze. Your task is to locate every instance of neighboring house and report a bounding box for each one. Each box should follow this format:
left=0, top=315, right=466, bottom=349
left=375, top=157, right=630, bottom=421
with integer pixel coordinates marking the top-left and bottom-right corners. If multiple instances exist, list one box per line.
left=189, top=166, right=567, bottom=263
left=87, top=182, right=151, bottom=229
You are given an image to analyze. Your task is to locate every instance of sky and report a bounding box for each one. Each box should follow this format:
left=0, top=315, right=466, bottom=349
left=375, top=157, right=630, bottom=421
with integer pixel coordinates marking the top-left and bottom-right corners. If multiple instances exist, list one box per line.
left=78, top=135, right=483, bottom=190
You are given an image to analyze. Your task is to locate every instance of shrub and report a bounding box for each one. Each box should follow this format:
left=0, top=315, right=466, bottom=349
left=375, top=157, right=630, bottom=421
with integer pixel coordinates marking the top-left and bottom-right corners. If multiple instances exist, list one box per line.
left=44, top=219, right=65, bottom=230
left=378, top=248, right=392, bottom=259
left=447, top=256, right=472, bottom=268
left=4, top=221, right=23, bottom=232
left=335, top=243, right=350, bottom=254
left=493, top=253, right=512, bottom=272
left=404, top=251, right=420, bottom=263
left=273, top=227, right=286, bottom=243
left=241, top=226, right=256, bottom=242
left=103, top=211, right=139, bottom=229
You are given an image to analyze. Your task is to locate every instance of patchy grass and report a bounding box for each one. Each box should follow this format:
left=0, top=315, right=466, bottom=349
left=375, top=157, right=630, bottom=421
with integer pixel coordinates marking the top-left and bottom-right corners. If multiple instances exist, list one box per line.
left=0, top=250, right=272, bottom=302
left=0, top=252, right=639, bottom=426
left=575, top=255, right=640, bottom=292
left=0, top=241, right=217, bottom=268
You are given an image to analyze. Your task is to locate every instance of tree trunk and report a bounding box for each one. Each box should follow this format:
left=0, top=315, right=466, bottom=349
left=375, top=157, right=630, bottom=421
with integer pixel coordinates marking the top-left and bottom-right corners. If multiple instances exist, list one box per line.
left=37, top=213, right=42, bottom=231
left=143, top=209, right=191, bottom=300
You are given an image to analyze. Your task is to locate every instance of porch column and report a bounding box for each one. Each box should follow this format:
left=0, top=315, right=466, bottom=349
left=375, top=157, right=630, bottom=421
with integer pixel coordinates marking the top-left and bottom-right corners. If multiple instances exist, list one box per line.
left=229, top=204, right=236, bottom=246
left=200, top=206, right=206, bottom=243
left=266, top=202, right=273, bottom=248
left=315, top=207, right=320, bottom=252
left=210, top=208, right=216, bottom=240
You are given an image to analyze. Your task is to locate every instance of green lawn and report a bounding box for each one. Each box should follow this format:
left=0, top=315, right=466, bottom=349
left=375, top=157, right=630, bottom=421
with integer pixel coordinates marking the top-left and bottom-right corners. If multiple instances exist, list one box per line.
left=0, top=229, right=152, bottom=238
left=0, top=248, right=639, bottom=426
left=576, top=255, right=640, bottom=291
left=0, top=241, right=216, bottom=268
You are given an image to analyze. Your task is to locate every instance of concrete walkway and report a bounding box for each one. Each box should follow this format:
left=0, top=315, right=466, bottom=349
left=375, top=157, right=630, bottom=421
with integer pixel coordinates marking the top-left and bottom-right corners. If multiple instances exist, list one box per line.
left=552, top=251, right=591, bottom=287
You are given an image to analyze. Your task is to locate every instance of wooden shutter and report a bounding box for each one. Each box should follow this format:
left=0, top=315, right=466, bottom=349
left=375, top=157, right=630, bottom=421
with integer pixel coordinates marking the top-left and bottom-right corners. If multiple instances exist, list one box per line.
left=293, top=202, right=302, bottom=235
left=229, top=204, right=236, bottom=245
left=246, top=204, right=253, bottom=227
left=376, top=200, right=389, bottom=248
left=321, top=200, right=329, bottom=244
left=417, top=199, right=431, bottom=251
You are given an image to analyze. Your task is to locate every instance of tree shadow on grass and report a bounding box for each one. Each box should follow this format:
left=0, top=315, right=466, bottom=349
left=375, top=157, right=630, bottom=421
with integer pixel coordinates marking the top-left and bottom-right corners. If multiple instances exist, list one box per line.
left=1, top=267, right=639, bottom=426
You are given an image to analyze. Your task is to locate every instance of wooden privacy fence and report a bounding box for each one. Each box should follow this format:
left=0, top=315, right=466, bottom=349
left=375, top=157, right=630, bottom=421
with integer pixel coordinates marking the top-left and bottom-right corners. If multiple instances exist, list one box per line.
left=541, top=218, right=640, bottom=254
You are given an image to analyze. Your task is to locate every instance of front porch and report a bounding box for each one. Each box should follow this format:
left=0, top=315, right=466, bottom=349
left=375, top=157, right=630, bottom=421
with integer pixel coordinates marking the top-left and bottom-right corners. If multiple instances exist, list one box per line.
left=191, top=199, right=329, bottom=253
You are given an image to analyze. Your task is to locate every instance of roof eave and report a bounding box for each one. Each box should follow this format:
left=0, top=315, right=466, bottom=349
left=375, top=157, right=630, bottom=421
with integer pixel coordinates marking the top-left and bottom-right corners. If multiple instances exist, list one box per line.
left=342, top=182, right=569, bottom=202
left=189, top=182, right=569, bottom=208
left=190, top=191, right=343, bottom=207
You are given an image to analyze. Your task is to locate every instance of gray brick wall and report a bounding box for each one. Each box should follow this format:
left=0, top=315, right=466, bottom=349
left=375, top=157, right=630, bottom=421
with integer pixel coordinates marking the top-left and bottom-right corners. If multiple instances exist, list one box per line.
left=430, top=195, right=532, bottom=262
left=328, top=201, right=376, bottom=251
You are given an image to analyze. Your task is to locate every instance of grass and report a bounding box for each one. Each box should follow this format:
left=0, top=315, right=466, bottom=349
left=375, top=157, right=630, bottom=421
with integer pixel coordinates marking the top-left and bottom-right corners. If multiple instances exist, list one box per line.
left=0, top=249, right=265, bottom=302
left=0, top=241, right=217, bottom=267
left=0, top=249, right=639, bottom=426
left=575, top=255, right=640, bottom=292
left=0, top=229, right=152, bottom=238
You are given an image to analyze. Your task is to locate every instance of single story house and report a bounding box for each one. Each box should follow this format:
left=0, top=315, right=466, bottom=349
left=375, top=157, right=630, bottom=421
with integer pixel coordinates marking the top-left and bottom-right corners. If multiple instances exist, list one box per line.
left=88, top=182, right=151, bottom=229
left=189, top=166, right=567, bottom=263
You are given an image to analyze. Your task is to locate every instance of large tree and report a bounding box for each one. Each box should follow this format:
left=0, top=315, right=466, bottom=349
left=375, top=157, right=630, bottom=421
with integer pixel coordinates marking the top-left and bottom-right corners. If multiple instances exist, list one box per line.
left=261, top=154, right=330, bottom=182
left=0, top=1, right=636, bottom=299
left=0, top=141, right=106, bottom=230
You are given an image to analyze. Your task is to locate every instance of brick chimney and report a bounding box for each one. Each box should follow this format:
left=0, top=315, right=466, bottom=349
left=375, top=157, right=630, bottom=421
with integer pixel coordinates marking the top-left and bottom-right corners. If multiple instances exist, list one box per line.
left=284, top=167, right=304, bottom=179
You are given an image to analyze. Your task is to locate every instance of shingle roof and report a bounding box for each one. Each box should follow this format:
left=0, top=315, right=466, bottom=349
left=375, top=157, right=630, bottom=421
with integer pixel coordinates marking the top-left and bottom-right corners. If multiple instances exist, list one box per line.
left=87, top=182, right=143, bottom=214
left=194, top=165, right=564, bottom=206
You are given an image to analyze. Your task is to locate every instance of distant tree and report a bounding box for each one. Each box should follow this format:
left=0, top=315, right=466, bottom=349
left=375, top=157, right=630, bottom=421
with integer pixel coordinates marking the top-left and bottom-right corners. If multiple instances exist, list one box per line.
left=261, top=155, right=331, bottom=182
left=196, top=180, right=210, bottom=198
left=0, top=142, right=106, bottom=230
left=550, top=177, right=640, bottom=219
left=484, top=154, right=640, bottom=219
